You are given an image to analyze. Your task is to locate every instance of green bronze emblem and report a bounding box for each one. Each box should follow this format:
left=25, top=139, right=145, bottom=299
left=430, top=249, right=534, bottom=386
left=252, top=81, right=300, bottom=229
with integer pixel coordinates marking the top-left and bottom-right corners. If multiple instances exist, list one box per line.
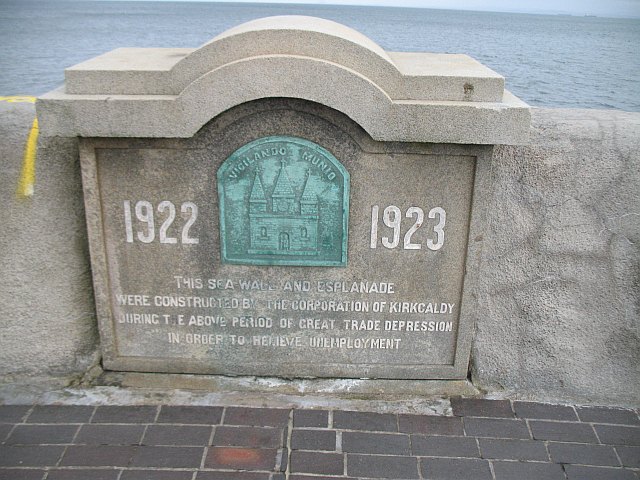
left=217, top=136, right=350, bottom=266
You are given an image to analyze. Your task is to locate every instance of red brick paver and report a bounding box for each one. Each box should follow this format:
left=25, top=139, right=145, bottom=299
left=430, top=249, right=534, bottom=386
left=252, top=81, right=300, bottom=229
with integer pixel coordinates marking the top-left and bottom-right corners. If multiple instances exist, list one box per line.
left=0, top=400, right=638, bottom=479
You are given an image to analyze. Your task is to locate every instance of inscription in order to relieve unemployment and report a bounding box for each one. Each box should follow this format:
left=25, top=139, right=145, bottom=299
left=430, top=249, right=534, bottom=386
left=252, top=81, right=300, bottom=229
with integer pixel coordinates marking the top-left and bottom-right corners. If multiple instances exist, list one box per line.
left=95, top=130, right=475, bottom=378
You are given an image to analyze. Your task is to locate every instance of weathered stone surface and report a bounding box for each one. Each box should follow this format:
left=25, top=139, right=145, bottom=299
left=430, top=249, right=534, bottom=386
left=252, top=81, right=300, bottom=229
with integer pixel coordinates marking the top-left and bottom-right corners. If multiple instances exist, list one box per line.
left=85, top=99, right=486, bottom=379
left=37, top=16, right=529, bottom=144
left=0, top=101, right=97, bottom=381
left=2, top=101, right=638, bottom=405
left=472, top=108, right=640, bottom=407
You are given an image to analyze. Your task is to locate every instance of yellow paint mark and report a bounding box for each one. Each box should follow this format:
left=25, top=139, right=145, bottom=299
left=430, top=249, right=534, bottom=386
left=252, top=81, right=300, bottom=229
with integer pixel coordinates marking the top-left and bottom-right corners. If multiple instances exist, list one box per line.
left=0, top=96, right=36, bottom=104
left=17, top=117, right=39, bottom=198
left=2, top=96, right=39, bottom=196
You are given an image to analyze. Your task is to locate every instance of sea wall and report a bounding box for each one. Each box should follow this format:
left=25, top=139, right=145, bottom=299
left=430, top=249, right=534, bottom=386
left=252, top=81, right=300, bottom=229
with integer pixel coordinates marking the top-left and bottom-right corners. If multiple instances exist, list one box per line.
left=0, top=101, right=97, bottom=382
left=473, top=108, right=640, bottom=406
left=1, top=101, right=638, bottom=406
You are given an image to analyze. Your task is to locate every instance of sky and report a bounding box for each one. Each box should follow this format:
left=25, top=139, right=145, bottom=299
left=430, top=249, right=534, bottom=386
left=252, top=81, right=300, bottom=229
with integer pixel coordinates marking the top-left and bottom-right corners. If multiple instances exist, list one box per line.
left=125, top=0, right=640, bottom=18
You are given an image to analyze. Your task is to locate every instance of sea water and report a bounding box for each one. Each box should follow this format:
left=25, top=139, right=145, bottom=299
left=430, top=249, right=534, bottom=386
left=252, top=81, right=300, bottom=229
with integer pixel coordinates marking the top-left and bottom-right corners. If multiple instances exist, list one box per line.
left=1, top=0, right=638, bottom=111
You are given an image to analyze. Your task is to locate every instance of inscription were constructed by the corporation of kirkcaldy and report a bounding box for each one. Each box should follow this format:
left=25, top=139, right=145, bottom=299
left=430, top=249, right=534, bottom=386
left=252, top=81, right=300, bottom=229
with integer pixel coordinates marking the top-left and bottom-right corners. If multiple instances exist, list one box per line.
left=117, top=276, right=457, bottom=348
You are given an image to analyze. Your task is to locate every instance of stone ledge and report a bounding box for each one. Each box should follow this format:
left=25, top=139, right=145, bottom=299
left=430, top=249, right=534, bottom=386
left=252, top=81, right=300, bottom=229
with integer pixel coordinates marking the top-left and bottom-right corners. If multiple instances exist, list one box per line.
left=37, top=15, right=530, bottom=145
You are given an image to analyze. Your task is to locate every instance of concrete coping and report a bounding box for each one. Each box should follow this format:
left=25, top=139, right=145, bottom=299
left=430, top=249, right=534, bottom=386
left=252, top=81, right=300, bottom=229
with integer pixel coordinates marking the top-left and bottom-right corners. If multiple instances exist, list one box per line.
left=37, top=15, right=530, bottom=144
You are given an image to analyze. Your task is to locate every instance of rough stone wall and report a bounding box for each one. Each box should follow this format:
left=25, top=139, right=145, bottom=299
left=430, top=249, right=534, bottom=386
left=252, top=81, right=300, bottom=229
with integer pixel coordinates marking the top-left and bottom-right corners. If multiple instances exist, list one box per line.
left=0, top=102, right=638, bottom=406
left=472, top=108, right=640, bottom=407
left=0, top=102, right=97, bottom=381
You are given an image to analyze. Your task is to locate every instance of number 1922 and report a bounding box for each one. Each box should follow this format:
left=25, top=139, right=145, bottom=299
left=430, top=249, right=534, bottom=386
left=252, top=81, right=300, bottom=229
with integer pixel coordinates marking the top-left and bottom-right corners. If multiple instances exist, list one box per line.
left=370, top=205, right=446, bottom=251
left=123, top=200, right=199, bottom=244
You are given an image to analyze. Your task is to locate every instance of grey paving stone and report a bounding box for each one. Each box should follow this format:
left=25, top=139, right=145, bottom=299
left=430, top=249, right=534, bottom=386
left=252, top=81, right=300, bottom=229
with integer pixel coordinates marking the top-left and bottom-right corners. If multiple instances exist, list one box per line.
left=224, top=407, right=290, bottom=427
left=129, top=446, right=204, bottom=468
left=492, top=461, right=566, bottom=480
left=421, top=457, right=492, bottom=480
left=342, top=431, right=410, bottom=455
left=27, top=406, right=93, bottom=424
left=348, top=453, right=419, bottom=479
left=0, top=445, right=65, bottom=467
left=0, top=469, right=45, bottom=480
left=548, top=441, right=620, bottom=466
left=60, top=445, right=137, bottom=467
left=156, top=405, right=223, bottom=424
left=197, top=473, right=272, bottom=480
left=595, top=425, right=640, bottom=446
left=333, top=410, right=398, bottom=432
left=577, top=407, right=640, bottom=425
left=513, top=401, right=578, bottom=421
left=289, top=476, right=351, bottom=480
left=411, top=435, right=479, bottom=458
left=616, top=446, right=640, bottom=468
left=464, top=418, right=530, bottom=439
left=0, top=424, right=13, bottom=442
left=564, top=465, right=638, bottom=480
left=530, top=420, right=598, bottom=443
left=91, top=406, right=157, bottom=424
left=46, top=470, right=121, bottom=480
left=291, top=429, right=336, bottom=451
left=120, top=470, right=194, bottom=480
left=290, top=451, right=343, bottom=475
left=479, top=438, right=548, bottom=461
left=398, top=415, right=464, bottom=435
left=451, top=398, right=514, bottom=418
left=6, top=424, right=78, bottom=445
left=0, top=406, right=31, bottom=423
left=213, top=425, right=284, bottom=448
left=142, top=424, right=212, bottom=446
left=75, top=424, right=145, bottom=445
left=293, top=410, right=328, bottom=428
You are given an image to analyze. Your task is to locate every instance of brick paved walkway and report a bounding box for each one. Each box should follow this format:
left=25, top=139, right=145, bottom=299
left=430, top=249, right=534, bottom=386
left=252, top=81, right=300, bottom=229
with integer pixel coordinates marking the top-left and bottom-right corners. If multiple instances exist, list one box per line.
left=0, top=398, right=639, bottom=480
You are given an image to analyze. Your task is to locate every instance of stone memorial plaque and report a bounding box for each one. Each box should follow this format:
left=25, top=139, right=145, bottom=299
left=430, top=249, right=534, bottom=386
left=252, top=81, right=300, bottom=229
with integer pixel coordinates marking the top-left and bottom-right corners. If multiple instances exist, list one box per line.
left=83, top=101, right=484, bottom=379
left=38, top=15, right=529, bottom=382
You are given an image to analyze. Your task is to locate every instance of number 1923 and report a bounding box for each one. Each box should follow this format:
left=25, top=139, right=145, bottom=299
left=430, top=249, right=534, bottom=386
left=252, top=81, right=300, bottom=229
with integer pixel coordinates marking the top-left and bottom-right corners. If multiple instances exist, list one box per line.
left=370, top=205, right=446, bottom=251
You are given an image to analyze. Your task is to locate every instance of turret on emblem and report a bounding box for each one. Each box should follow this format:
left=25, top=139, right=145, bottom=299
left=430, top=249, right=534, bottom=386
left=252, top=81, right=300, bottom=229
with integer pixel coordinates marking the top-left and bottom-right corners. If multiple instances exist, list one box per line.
left=217, top=136, right=350, bottom=266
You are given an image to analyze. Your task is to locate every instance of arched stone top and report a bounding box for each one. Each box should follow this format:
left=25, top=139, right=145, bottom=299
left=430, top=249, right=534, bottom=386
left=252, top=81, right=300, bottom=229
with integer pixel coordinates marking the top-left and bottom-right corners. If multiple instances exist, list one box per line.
left=211, top=16, right=389, bottom=59
left=171, top=16, right=399, bottom=98
left=38, top=15, right=530, bottom=144
left=205, top=15, right=392, bottom=66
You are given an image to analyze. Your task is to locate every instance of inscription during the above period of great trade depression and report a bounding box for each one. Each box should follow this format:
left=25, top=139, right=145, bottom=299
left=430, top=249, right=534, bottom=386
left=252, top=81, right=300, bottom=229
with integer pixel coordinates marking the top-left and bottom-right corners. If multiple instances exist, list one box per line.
left=96, top=131, right=475, bottom=378
left=218, top=136, right=350, bottom=266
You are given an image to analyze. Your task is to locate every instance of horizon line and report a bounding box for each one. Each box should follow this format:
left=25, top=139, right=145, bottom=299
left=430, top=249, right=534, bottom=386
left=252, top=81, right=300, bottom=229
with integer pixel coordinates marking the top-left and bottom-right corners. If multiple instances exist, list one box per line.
left=83, top=0, right=640, bottom=20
